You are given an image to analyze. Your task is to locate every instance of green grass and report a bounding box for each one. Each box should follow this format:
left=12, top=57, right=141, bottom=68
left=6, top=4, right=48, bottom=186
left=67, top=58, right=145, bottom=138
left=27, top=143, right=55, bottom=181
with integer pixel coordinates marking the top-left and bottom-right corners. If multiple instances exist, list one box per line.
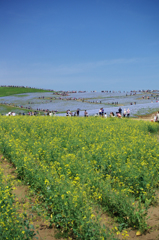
left=0, top=86, right=54, bottom=97
left=0, top=103, right=67, bottom=115
left=0, top=104, right=32, bottom=115
left=134, top=107, right=159, bottom=117
left=14, top=94, right=29, bottom=97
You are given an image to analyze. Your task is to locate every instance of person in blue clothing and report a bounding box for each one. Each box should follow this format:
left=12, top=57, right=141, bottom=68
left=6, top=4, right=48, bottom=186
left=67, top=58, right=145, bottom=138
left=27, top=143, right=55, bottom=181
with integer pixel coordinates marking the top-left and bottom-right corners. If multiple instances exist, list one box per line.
left=102, top=108, right=104, bottom=116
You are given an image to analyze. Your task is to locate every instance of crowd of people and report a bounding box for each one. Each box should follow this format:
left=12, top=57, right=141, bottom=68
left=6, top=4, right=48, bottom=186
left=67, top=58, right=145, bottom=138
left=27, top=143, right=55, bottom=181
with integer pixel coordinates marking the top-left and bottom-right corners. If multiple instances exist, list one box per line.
left=3, top=108, right=159, bottom=122
left=94, top=107, right=131, bottom=118
left=65, top=107, right=131, bottom=118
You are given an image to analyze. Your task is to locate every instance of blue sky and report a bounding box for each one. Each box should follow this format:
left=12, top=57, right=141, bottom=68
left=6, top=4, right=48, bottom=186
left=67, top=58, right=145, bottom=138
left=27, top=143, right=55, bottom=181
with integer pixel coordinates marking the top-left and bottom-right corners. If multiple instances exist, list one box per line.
left=0, top=0, right=159, bottom=91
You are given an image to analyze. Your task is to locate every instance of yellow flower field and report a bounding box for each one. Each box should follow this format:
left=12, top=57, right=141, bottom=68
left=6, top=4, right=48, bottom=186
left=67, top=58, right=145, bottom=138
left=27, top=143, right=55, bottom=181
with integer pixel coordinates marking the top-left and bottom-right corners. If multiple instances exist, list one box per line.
left=0, top=116, right=159, bottom=239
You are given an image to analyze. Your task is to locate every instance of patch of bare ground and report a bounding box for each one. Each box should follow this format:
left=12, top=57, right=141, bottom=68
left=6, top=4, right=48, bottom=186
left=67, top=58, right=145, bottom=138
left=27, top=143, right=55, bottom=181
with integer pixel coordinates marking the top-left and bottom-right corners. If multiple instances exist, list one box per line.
left=98, top=190, right=159, bottom=240
left=127, top=191, right=159, bottom=240
left=0, top=155, right=65, bottom=240
left=133, top=112, right=158, bottom=121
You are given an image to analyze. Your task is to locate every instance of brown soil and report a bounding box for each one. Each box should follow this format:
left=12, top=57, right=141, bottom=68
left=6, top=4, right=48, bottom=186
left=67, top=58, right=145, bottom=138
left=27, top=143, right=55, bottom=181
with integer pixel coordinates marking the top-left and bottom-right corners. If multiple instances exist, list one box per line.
left=134, top=113, right=157, bottom=121
left=0, top=156, right=65, bottom=240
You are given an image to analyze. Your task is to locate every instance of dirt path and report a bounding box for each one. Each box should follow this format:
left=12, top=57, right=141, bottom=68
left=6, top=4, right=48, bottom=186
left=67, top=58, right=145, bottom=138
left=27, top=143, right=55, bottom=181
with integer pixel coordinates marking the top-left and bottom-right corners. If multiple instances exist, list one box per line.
left=0, top=156, right=65, bottom=240
left=123, top=196, right=159, bottom=240
left=133, top=113, right=157, bottom=122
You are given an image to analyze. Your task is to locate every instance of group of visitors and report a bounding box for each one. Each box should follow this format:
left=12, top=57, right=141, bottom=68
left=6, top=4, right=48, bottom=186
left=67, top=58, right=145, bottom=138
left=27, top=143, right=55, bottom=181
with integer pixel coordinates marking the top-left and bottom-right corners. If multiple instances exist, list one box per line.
left=65, top=107, right=131, bottom=118
left=4, top=108, right=159, bottom=121
left=5, top=111, right=39, bottom=116
left=66, top=108, right=80, bottom=116
left=96, top=107, right=130, bottom=118
left=123, top=108, right=130, bottom=117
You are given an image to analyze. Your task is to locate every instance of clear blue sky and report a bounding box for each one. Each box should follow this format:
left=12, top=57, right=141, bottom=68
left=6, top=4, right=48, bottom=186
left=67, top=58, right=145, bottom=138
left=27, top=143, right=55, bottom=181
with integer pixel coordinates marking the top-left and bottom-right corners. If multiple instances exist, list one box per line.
left=0, top=0, right=159, bottom=91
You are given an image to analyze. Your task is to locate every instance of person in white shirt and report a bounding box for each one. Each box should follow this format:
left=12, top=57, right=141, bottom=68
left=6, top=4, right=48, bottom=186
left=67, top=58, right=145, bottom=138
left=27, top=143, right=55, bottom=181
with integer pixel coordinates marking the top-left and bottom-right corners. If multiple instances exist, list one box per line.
left=104, top=113, right=107, bottom=118
left=123, top=109, right=126, bottom=117
left=156, top=111, right=159, bottom=122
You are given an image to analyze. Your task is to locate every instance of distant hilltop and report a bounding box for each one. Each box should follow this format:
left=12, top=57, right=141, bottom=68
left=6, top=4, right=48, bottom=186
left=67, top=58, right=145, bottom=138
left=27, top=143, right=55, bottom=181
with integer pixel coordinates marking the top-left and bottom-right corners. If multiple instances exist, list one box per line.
left=0, top=85, right=159, bottom=93
left=0, top=85, right=55, bottom=92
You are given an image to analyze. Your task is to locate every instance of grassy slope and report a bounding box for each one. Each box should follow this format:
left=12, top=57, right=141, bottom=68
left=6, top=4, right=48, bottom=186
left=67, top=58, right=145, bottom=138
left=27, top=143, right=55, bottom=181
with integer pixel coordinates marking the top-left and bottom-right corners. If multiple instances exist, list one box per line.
left=0, top=105, right=33, bottom=114
left=0, top=87, right=53, bottom=97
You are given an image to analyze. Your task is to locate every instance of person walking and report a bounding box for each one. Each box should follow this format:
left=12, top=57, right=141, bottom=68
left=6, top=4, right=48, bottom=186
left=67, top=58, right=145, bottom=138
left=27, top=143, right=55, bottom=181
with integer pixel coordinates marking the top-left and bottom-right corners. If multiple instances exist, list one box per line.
left=77, top=108, right=80, bottom=116
left=118, top=107, right=122, bottom=115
